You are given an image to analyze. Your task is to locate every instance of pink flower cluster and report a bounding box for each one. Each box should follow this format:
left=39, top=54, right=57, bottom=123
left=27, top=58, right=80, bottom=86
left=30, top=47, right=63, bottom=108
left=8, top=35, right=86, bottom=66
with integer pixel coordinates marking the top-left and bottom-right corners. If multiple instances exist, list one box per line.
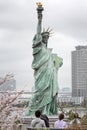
left=0, top=90, right=24, bottom=130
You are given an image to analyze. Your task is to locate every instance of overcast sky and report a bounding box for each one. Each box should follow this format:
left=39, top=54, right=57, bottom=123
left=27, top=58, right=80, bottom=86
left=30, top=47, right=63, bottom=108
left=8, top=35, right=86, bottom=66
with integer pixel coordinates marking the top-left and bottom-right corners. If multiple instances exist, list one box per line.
left=0, top=0, right=87, bottom=91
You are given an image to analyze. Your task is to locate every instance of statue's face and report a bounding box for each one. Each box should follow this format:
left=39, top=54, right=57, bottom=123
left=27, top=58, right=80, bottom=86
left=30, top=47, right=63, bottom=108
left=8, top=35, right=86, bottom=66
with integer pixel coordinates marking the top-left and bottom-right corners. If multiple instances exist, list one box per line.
left=42, top=35, right=49, bottom=44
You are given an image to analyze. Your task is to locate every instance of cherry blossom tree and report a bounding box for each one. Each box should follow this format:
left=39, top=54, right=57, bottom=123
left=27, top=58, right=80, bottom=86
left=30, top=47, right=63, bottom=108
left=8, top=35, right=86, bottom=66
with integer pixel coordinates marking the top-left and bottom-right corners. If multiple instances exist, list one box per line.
left=0, top=90, right=24, bottom=130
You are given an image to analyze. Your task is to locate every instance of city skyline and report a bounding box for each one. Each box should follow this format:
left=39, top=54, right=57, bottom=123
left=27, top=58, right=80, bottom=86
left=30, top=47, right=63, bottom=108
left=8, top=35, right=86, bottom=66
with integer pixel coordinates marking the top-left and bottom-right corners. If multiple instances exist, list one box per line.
left=0, top=0, right=87, bottom=91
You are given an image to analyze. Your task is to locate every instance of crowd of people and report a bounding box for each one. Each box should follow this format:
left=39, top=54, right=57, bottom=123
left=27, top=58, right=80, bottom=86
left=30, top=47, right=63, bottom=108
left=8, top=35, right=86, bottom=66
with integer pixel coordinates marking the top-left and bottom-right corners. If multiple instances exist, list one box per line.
left=30, top=110, right=81, bottom=128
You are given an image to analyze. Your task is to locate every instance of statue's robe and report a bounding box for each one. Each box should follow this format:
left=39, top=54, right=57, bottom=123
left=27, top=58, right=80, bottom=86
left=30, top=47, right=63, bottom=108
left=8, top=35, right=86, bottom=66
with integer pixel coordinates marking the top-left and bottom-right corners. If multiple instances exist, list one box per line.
left=26, top=34, right=63, bottom=115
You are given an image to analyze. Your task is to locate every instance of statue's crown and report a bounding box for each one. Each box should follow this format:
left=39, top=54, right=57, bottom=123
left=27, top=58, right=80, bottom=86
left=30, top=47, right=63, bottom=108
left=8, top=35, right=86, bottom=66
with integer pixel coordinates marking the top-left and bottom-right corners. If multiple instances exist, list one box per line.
left=41, top=28, right=53, bottom=37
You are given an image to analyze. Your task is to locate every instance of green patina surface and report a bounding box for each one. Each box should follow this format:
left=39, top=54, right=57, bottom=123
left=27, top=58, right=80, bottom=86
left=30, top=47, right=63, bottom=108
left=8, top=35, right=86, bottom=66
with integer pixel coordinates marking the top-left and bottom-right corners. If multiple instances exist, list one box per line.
left=25, top=3, right=63, bottom=116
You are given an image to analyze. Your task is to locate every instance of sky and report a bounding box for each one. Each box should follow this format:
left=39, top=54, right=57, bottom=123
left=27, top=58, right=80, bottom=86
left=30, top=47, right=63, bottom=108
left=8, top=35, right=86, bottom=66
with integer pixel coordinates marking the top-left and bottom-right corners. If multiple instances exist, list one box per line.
left=0, top=0, right=87, bottom=91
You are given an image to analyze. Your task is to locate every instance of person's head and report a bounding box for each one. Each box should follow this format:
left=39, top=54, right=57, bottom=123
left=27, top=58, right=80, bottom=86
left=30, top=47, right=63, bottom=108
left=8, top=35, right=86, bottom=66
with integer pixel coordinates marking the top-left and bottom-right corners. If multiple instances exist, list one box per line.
left=59, top=113, right=64, bottom=120
left=41, top=32, right=49, bottom=46
left=74, top=113, right=79, bottom=118
left=41, top=28, right=53, bottom=47
left=35, top=110, right=41, bottom=118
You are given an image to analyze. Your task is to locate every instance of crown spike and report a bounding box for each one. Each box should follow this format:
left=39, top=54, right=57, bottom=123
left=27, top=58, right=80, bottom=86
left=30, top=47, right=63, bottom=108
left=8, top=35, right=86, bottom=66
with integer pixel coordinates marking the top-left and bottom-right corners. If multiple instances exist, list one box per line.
left=46, top=27, right=50, bottom=32
left=49, top=28, right=53, bottom=32
left=43, top=28, right=45, bottom=32
left=41, top=27, right=54, bottom=37
left=50, top=32, right=54, bottom=34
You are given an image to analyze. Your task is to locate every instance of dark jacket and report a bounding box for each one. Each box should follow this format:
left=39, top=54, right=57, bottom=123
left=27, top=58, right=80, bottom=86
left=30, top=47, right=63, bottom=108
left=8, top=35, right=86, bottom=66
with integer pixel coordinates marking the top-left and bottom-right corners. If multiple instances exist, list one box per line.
left=40, top=114, right=49, bottom=127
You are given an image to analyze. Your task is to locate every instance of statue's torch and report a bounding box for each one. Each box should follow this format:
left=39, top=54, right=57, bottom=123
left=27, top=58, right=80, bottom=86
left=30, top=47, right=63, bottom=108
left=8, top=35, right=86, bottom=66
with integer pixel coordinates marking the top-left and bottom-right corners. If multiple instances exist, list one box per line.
left=36, top=2, right=44, bottom=19
left=36, top=2, right=44, bottom=11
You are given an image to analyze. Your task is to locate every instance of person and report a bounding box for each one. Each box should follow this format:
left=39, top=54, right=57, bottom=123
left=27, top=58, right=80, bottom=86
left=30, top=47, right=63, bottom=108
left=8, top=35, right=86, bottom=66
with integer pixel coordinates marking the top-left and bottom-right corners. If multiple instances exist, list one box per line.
left=40, top=114, right=49, bottom=127
left=25, top=2, right=63, bottom=116
left=30, top=110, right=46, bottom=128
left=69, top=113, right=81, bottom=126
left=54, top=113, right=68, bottom=128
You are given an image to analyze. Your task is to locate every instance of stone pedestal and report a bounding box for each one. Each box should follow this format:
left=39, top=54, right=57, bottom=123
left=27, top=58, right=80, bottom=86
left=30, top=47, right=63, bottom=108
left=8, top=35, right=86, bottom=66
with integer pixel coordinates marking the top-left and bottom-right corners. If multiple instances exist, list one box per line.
left=21, top=116, right=58, bottom=130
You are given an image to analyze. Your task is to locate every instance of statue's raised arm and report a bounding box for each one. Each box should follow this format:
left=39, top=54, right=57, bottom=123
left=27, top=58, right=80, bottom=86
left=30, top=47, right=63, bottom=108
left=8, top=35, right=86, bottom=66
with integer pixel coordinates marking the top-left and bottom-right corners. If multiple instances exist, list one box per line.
left=36, top=2, right=44, bottom=35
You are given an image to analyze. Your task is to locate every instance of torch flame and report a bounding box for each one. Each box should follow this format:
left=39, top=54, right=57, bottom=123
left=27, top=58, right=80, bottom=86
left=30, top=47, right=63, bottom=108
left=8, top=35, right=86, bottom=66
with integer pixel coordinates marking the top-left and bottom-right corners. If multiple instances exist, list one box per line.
left=36, top=2, right=42, bottom=7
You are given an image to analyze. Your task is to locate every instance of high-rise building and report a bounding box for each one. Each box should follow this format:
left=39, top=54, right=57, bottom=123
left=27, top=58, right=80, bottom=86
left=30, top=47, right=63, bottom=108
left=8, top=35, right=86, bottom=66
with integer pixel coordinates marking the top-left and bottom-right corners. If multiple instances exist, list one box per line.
left=72, top=46, right=87, bottom=97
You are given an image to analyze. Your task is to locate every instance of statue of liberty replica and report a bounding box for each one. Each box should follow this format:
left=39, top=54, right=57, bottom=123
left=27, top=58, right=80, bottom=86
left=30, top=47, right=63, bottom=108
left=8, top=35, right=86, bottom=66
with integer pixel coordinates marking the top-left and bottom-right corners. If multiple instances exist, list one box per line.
left=25, top=2, right=63, bottom=116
